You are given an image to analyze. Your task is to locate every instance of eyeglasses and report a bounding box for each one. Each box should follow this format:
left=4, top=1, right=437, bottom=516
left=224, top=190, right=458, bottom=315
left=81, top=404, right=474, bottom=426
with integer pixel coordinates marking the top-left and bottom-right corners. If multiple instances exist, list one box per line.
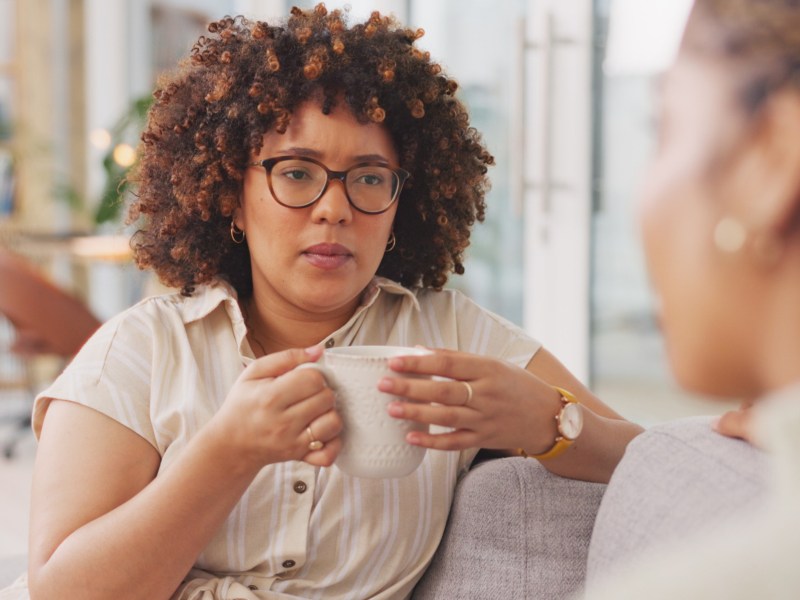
left=248, top=156, right=411, bottom=215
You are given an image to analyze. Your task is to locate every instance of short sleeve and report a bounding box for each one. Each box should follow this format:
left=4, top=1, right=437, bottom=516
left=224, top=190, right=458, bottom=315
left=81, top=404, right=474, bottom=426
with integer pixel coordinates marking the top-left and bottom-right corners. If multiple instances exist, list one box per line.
left=32, top=304, right=158, bottom=449
left=415, top=287, right=541, bottom=369
left=455, top=291, right=542, bottom=368
left=418, top=289, right=542, bottom=475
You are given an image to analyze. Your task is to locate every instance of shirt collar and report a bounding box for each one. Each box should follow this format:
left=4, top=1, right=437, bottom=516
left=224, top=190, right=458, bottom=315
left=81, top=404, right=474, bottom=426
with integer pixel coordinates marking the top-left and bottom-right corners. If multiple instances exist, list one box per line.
left=179, top=278, right=242, bottom=325
left=360, top=276, right=421, bottom=312
left=177, top=275, right=420, bottom=326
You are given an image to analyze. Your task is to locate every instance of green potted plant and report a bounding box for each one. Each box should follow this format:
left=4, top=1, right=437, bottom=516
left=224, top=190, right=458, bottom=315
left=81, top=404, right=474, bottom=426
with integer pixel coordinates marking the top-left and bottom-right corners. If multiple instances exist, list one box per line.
left=94, top=95, right=153, bottom=226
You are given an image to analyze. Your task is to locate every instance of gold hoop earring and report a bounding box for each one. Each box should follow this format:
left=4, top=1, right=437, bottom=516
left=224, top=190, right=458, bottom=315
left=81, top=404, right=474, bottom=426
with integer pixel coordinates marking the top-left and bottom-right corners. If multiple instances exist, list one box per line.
left=385, top=231, right=396, bottom=252
left=713, top=217, right=746, bottom=254
left=230, top=221, right=245, bottom=244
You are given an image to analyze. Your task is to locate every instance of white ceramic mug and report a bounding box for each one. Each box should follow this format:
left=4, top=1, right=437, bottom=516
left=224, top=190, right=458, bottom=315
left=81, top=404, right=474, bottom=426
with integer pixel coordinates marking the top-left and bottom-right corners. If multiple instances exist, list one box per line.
left=299, top=345, right=433, bottom=478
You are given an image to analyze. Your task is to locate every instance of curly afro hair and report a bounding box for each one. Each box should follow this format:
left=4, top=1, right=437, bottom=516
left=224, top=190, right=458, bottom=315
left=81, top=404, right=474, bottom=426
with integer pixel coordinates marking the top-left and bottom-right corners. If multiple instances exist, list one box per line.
left=129, top=4, right=495, bottom=297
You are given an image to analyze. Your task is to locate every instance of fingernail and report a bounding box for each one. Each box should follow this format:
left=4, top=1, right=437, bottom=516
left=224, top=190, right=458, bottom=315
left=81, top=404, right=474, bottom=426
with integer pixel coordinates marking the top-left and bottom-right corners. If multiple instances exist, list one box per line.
left=406, top=432, right=421, bottom=445
left=388, top=357, right=405, bottom=370
left=305, top=345, right=323, bottom=356
left=711, top=417, right=721, bottom=431
left=378, top=377, right=394, bottom=392
left=387, top=402, right=404, bottom=417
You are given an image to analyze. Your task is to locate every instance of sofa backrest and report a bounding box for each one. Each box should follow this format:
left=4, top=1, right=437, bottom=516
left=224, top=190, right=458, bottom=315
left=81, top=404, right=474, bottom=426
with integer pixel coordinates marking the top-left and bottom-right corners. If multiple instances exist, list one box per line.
left=586, top=416, right=767, bottom=588
left=413, top=457, right=606, bottom=600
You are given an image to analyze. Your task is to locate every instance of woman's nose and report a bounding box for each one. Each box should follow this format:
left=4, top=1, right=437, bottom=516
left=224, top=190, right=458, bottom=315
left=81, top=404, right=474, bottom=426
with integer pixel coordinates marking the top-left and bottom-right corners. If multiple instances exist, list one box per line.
left=310, top=179, right=353, bottom=224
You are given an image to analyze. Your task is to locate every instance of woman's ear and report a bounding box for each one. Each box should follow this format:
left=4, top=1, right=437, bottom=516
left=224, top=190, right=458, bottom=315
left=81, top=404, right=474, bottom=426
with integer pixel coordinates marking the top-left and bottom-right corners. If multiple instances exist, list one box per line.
left=738, top=89, right=800, bottom=237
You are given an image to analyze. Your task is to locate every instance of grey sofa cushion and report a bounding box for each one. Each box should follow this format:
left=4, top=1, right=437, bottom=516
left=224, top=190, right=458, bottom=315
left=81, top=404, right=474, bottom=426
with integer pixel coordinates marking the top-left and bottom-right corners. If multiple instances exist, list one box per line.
left=586, top=416, right=767, bottom=587
left=413, top=457, right=606, bottom=600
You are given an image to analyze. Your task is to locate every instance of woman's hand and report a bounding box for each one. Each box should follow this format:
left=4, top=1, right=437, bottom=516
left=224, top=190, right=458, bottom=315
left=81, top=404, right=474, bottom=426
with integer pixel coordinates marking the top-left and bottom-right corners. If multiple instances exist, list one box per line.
left=379, top=348, right=563, bottom=454
left=211, top=345, right=343, bottom=470
left=714, top=400, right=758, bottom=447
left=29, top=346, right=344, bottom=600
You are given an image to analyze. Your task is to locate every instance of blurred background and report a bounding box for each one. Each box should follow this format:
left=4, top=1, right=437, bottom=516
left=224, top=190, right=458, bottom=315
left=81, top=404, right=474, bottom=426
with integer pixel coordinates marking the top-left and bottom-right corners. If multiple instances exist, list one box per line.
left=0, top=0, right=726, bottom=558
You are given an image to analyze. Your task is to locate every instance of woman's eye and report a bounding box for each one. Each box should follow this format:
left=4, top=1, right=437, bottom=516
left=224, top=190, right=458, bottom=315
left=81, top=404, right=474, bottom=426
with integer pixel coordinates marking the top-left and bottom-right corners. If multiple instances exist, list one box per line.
left=282, top=169, right=311, bottom=182
left=355, top=173, right=384, bottom=186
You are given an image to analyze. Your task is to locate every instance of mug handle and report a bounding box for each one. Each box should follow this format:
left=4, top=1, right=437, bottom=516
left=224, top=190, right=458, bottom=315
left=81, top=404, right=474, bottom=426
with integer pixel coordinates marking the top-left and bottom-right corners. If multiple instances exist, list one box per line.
left=295, top=361, right=335, bottom=389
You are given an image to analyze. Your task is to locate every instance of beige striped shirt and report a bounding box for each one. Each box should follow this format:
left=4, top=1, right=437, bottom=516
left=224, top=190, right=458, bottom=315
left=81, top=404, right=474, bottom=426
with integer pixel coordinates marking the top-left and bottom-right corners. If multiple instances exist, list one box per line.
left=30, top=277, right=540, bottom=600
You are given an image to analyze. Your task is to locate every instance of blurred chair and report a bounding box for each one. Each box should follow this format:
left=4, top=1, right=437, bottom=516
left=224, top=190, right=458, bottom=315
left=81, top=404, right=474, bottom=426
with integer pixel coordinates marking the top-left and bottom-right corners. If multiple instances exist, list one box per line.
left=0, top=314, right=35, bottom=456
left=0, top=248, right=101, bottom=458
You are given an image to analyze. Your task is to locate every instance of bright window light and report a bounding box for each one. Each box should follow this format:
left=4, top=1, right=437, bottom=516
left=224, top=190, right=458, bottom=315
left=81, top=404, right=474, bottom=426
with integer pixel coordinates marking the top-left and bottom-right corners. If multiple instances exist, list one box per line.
left=605, top=0, right=694, bottom=76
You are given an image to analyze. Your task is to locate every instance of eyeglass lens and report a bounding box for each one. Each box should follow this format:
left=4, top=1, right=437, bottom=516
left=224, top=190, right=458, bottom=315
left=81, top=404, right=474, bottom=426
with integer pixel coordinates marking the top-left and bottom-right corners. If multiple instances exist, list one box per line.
left=269, top=159, right=401, bottom=213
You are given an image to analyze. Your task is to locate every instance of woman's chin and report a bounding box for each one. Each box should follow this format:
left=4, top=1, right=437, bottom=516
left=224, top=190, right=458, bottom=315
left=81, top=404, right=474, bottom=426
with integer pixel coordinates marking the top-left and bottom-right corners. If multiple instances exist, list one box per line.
left=669, top=353, right=753, bottom=401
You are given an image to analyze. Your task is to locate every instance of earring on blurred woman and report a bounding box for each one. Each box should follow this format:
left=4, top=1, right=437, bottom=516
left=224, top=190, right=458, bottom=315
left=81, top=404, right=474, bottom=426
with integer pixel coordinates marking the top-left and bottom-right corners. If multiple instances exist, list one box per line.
left=385, top=231, right=396, bottom=252
left=713, top=216, right=747, bottom=254
left=714, top=216, right=784, bottom=265
left=231, top=221, right=245, bottom=244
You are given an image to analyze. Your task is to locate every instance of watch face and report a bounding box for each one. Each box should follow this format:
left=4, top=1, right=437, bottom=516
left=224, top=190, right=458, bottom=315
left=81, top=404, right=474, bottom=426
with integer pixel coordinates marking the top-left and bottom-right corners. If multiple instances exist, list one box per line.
left=558, top=403, right=584, bottom=440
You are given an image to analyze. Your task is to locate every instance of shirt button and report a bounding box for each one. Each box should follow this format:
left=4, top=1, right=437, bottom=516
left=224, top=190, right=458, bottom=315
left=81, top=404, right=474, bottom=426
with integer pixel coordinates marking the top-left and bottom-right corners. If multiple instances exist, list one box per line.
left=247, top=584, right=258, bottom=591
left=325, top=338, right=335, bottom=348
left=282, top=559, right=296, bottom=569
left=293, top=481, right=308, bottom=494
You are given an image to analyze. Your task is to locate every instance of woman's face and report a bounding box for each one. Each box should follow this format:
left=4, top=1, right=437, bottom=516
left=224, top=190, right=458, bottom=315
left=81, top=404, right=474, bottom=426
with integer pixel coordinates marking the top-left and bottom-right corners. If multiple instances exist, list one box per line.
left=639, top=51, right=765, bottom=397
left=236, top=100, right=399, bottom=319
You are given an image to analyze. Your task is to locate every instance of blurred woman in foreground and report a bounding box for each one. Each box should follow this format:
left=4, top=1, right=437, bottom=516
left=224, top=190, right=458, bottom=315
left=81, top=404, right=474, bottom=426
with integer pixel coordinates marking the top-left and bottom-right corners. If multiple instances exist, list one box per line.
left=589, top=0, right=800, bottom=597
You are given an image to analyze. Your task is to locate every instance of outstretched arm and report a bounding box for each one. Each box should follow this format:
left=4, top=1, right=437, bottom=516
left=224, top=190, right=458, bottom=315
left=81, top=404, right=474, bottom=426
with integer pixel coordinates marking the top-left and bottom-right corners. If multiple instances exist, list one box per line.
left=381, top=347, right=643, bottom=484
left=513, top=347, right=644, bottom=482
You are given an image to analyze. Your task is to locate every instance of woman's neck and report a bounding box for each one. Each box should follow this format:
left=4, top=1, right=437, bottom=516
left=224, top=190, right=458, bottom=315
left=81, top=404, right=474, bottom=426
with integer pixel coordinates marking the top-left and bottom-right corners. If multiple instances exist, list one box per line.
left=242, top=294, right=358, bottom=356
left=753, top=252, right=800, bottom=395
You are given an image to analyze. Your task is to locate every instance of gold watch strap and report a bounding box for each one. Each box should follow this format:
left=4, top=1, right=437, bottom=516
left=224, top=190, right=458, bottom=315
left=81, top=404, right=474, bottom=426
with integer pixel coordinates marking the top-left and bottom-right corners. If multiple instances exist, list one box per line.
left=517, top=386, right=578, bottom=461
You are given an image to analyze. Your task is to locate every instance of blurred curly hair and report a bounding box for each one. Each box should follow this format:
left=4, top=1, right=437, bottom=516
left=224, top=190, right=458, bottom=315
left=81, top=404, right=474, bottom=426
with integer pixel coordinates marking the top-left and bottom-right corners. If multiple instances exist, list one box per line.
left=129, top=4, right=494, bottom=297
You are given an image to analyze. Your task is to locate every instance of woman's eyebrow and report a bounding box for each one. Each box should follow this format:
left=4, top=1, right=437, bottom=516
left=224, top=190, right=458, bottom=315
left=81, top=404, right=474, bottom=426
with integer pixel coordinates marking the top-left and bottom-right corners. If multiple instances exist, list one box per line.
left=273, top=147, right=391, bottom=164
left=353, top=153, right=391, bottom=163
left=275, top=146, right=322, bottom=158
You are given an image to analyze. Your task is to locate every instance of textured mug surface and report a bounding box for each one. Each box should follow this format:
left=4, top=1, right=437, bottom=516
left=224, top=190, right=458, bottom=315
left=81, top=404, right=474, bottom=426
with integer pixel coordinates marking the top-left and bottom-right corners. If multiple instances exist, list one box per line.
left=302, top=345, right=432, bottom=478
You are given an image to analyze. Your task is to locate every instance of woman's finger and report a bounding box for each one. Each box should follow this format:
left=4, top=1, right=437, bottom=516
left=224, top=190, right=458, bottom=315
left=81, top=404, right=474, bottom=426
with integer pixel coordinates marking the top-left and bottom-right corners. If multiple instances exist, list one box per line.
left=405, top=428, right=481, bottom=452
left=387, top=348, right=488, bottom=381
left=379, top=375, right=478, bottom=408
left=713, top=408, right=756, bottom=445
left=301, top=408, right=343, bottom=445
left=303, top=436, right=342, bottom=467
left=244, top=345, right=323, bottom=381
left=247, top=361, right=331, bottom=412
left=387, top=399, right=480, bottom=430
left=276, top=381, right=336, bottom=424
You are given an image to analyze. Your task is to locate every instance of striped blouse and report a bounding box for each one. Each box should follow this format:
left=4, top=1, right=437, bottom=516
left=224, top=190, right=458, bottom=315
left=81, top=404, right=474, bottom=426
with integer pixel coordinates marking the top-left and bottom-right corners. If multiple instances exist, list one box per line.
left=31, top=277, right=541, bottom=600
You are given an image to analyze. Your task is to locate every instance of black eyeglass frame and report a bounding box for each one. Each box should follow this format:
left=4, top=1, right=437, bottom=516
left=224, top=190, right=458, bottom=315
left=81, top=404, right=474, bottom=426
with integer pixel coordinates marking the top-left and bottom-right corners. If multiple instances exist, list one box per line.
left=248, top=155, right=411, bottom=215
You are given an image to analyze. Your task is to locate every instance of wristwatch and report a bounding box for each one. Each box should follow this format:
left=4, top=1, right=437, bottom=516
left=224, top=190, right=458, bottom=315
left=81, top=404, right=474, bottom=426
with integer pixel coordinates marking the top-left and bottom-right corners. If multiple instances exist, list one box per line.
left=517, top=386, right=583, bottom=461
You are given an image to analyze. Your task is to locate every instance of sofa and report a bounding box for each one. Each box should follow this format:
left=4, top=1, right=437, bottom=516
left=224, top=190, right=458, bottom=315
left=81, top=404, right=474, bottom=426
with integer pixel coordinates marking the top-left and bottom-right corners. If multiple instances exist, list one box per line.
left=0, top=417, right=767, bottom=598
left=413, top=416, right=767, bottom=599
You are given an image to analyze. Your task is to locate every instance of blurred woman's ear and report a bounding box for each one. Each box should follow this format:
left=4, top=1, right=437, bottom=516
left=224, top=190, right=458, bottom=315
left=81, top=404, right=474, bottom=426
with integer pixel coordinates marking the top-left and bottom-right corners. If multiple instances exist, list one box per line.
left=738, top=89, right=800, bottom=241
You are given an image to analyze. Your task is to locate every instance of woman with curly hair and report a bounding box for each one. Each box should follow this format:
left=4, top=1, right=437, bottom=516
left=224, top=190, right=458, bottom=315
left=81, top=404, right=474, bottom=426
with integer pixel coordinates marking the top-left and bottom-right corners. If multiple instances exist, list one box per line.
left=4, top=5, right=640, bottom=599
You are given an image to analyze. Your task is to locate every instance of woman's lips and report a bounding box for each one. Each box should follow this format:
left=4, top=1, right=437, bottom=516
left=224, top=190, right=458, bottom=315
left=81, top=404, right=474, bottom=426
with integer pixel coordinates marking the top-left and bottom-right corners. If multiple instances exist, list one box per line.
left=302, top=243, right=353, bottom=270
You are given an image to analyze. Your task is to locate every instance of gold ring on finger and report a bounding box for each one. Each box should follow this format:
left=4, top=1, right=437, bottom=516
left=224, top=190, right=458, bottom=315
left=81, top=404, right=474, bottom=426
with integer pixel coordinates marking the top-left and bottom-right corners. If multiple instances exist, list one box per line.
left=306, top=426, right=324, bottom=451
left=461, top=381, right=474, bottom=406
